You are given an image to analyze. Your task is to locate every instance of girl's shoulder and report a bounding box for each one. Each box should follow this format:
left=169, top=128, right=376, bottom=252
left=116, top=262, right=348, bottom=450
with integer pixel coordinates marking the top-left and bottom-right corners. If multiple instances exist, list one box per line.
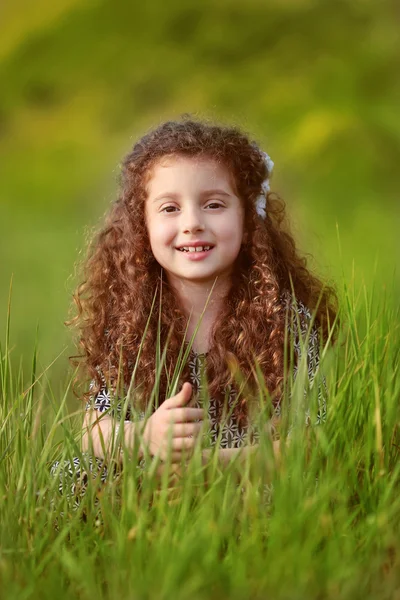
left=281, top=289, right=311, bottom=316
left=280, top=290, right=320, bottom=342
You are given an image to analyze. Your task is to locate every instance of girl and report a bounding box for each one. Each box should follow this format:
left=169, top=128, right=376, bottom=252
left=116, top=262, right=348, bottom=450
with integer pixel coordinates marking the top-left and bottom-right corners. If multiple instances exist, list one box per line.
left=51, top=117, right=339, bottom=507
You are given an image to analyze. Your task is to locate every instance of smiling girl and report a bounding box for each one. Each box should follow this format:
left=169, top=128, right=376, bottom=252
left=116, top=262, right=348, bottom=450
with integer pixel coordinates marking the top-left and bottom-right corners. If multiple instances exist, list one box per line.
left=51, top=118, right=339, bottom=507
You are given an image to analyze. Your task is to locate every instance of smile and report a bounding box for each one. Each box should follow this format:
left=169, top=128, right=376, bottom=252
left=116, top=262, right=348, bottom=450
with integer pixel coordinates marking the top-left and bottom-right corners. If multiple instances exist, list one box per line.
left=176, top=246, right=214, bottom=260
left=177, top=245, right=214, bottom=252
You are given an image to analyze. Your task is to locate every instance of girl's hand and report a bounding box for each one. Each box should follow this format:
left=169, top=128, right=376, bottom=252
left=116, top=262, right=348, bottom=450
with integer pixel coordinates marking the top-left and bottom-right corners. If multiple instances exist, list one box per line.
left=141, top=382, right=205, bottom=463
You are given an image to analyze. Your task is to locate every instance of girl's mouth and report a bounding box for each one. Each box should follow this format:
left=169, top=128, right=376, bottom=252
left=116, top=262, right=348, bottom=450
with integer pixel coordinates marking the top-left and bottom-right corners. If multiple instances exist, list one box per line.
left=176, top=246, right=215, bottom=260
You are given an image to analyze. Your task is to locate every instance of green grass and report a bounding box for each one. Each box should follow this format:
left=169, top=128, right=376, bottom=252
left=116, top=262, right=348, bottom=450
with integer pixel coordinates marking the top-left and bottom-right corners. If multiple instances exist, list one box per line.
left=1, top=274, right=399, bottom=600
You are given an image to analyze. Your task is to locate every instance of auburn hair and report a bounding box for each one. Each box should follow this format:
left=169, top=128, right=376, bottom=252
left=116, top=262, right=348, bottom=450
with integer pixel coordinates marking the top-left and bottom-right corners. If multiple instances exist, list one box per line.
left=68, top=117, right=339, bottom=424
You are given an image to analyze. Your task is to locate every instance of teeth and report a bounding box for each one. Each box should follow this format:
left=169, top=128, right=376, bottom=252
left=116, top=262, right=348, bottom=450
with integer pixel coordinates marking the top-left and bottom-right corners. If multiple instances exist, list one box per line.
left=178, top=246, right=213, bottom=252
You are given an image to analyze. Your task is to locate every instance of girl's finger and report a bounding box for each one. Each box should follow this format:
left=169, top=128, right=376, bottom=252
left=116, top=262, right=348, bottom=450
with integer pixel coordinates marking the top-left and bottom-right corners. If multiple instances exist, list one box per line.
left=156, top=450, right=187, bottom=464
left=172, top=421, right=203, bottom=438
left=164, top=383, right=193, bottom=409
left=168, top=452, right=185, bottom=464
left=171, top=407, right=205, bottom=423
left=171, top=437, right=196, bottom=451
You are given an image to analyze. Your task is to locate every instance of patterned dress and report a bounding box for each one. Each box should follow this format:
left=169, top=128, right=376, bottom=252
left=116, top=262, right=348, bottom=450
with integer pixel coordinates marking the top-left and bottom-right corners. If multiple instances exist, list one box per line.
left=50, top=299, right=327, bottom=508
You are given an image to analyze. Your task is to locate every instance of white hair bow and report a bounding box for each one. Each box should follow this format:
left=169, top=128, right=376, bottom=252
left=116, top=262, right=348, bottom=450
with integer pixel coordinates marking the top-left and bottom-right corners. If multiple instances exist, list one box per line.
left=255, top=151, right=274, bottom=219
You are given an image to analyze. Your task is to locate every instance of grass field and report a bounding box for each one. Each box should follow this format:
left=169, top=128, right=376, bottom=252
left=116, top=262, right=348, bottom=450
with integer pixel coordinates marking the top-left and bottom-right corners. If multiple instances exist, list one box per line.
left=1, top=272, right=399, bottom=600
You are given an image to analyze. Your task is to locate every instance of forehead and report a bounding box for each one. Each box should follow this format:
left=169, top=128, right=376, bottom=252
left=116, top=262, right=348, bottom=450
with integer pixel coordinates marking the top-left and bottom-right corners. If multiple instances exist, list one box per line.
left=146, top=155, right=236, bottom=195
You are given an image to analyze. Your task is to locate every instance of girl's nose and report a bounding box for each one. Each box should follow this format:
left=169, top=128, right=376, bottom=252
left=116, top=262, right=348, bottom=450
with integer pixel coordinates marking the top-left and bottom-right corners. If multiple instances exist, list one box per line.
left=182, top=206, right=205, bottom=233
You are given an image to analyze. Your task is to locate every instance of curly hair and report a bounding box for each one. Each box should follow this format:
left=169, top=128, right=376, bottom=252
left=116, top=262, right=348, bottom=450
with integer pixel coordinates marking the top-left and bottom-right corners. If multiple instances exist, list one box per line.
left=68, top=117, right=339, bottom=424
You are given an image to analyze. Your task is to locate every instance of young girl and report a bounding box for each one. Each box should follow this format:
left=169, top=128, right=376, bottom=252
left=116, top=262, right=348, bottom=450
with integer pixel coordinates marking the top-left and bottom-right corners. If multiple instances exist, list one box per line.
left=51, top=117, right=339, bottom=507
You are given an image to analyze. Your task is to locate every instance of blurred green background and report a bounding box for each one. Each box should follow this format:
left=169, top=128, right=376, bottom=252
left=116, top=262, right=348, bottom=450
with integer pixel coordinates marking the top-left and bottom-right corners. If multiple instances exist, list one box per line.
left=1, top=0, right=399, bottom=386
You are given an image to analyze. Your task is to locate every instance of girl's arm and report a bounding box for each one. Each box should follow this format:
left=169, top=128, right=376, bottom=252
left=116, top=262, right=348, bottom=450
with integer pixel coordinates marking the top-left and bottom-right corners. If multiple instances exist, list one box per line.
left=202, top=439, right=282, bottom=470
left=82, top=380, right=204, bottom=463
left=82, top=409, right=141, bottom=462
left=82, top=374, right=140, bottom=461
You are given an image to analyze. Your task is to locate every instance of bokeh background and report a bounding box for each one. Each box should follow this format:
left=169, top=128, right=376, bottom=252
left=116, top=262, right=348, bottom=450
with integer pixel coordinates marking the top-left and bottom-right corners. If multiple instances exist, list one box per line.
left=1, top=0, right=399, bottom=388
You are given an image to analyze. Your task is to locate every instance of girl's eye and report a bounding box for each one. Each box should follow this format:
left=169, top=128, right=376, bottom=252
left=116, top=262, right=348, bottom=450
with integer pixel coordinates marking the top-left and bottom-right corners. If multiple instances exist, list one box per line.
left=161, top=203, right=223, bottom=213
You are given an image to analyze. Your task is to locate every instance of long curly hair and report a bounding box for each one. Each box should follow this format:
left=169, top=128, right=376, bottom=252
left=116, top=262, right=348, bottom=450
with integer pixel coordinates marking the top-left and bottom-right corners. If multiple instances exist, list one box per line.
left=68, top=117, right=339, bottom=424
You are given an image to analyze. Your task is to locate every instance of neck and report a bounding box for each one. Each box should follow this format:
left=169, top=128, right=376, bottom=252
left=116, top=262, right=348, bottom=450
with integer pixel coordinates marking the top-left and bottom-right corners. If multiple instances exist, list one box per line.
left=166, top=273, right=232, bottom=352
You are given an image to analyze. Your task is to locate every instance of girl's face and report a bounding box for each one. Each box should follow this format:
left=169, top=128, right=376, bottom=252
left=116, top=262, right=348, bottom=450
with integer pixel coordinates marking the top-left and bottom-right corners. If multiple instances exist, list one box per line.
left=145, top=155, right=245, bottom=286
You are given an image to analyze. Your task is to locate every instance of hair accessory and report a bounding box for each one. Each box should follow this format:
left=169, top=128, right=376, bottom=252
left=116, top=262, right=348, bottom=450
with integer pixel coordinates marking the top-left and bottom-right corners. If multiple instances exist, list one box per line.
left=255, top=151, right=274, bottom=219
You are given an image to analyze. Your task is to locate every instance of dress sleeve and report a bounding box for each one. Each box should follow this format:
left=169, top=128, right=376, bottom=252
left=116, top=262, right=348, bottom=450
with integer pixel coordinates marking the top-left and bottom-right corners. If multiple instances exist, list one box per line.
left=280, top=299, right=328, bottom=438
left=84, top=369, right=148, bottom=473
left=85, top=369, right=144, bottom=423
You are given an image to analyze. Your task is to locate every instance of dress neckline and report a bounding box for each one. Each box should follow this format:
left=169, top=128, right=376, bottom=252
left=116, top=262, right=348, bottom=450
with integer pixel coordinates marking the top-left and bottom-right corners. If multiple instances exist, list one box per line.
left=184, top=341, right=209, bottom=357
left=190, top=348, right=208, bottom=358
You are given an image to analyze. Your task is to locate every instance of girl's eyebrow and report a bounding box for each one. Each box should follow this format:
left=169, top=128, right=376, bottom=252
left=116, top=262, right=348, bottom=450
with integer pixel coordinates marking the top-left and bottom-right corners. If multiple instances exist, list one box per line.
left=152, top=189, right=232, bottom=203
left=202, top=189, right=232, bottom=198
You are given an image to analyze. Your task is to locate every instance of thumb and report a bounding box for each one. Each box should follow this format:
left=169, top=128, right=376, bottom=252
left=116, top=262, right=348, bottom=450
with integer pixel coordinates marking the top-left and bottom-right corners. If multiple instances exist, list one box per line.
left=166, top=382, right=193, bottom=409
